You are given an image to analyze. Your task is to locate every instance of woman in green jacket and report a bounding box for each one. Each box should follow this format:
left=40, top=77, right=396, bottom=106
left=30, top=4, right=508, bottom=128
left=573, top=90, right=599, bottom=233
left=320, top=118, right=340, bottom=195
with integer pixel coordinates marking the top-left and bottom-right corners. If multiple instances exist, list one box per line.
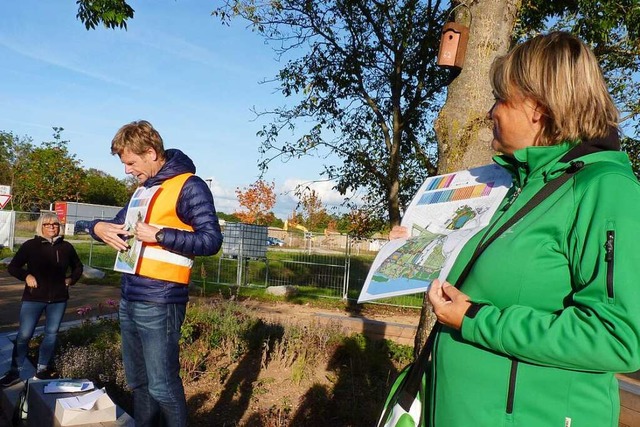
left=426, top=32, right=640, bottom=426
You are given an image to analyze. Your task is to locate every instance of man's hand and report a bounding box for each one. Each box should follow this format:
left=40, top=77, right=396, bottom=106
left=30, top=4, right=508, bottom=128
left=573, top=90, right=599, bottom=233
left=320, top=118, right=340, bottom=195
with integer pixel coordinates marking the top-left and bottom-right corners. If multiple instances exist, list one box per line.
left=134, top=221, right=161, bottom=244
left=94, top=221, right=131, bottom=251
left=428, top=279, right=472, bottom=330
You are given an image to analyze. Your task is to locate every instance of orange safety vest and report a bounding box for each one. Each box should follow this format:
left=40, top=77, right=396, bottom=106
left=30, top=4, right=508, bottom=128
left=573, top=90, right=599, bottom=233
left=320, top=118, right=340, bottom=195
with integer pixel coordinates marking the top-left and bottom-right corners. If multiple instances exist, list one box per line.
left=137, top=173, right=194, bottom=284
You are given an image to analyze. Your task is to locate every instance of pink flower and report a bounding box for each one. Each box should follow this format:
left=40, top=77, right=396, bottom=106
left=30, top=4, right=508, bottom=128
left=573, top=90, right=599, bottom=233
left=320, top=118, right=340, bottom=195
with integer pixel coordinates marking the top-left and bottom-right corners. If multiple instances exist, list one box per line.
left=76, top=305, right=93, bottom=317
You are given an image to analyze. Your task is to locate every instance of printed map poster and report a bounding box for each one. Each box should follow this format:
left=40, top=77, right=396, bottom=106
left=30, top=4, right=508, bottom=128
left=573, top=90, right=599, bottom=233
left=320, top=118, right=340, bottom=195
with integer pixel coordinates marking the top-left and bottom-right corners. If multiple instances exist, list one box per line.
left=358, top=164, right=512, bottom=303
left=114, top=185, right=161, bottom=274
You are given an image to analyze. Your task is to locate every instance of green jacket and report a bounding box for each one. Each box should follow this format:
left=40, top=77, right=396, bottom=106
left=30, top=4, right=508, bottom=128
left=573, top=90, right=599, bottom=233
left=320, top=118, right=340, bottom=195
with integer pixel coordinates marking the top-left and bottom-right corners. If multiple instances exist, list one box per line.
left=429, top=139, right=640, bottom=426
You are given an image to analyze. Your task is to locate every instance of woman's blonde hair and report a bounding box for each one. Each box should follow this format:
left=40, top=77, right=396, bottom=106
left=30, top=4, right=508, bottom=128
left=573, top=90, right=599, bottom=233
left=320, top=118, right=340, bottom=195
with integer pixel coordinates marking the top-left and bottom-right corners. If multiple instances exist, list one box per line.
left=111, top=120, right=165, bottom=159
left=490, top=31, right=619, bottom=146
left=35, top=212, right=62, bottom=238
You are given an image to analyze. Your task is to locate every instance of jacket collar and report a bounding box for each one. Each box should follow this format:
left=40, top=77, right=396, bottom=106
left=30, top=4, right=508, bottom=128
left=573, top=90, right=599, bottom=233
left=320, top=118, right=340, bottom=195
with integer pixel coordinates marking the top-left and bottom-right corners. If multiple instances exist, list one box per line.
left=36, top=235, right=63, bottom=244
left=493, top=129, right=621, bottom=186
left=144, top=149, right=196, bottom=188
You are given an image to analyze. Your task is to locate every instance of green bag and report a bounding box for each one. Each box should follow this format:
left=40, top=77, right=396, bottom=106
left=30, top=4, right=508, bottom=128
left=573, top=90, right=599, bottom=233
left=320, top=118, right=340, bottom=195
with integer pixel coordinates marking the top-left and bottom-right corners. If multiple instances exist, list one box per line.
left=377, top=325, right=436, bottom=427
left=377, top=360, right=428, bottom=427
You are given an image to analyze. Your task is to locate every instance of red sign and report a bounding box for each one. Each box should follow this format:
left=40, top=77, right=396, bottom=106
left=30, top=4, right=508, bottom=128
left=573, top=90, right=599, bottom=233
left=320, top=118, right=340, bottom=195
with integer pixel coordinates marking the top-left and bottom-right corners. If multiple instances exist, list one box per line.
left=54, top=202, right=68, bottom=223
left=0, top=195, right=11, bottom=209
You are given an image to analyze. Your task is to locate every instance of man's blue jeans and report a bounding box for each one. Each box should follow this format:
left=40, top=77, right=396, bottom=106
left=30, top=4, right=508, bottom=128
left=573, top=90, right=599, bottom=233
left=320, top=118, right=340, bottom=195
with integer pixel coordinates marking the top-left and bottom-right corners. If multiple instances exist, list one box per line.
left=119, top=299, right=187, bottom=427
left=11, top=300, right=67, bottom=373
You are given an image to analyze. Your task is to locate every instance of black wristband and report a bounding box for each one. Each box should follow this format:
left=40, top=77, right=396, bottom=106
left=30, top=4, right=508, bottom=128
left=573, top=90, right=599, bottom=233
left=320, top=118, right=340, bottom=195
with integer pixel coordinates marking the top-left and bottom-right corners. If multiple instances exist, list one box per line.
left=465, top=302, right=488, bottom=319
left=155, top=229, right=165, bottom=244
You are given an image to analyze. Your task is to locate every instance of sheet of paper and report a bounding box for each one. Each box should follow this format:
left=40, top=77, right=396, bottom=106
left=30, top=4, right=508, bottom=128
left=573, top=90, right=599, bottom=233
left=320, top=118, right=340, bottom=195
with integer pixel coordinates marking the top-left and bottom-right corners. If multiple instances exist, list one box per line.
left=114, top=185, right=161, bottom=274
left=44, top=380, right=94, bottom=393
left=358, top=163, right=512, bottom=303
left=57, top=388, right=107, bottom=411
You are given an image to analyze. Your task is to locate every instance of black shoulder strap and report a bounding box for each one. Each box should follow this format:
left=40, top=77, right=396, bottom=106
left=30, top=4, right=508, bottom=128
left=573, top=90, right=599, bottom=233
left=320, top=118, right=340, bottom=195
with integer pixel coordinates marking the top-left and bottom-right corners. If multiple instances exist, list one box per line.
left=454, top=160, right=584, bottom=287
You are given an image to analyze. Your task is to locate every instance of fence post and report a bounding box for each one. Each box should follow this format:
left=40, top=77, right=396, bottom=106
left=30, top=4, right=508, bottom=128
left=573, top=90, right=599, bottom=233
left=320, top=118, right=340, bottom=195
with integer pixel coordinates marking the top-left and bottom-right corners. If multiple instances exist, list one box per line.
left=342, top=235, right=351, bottom=299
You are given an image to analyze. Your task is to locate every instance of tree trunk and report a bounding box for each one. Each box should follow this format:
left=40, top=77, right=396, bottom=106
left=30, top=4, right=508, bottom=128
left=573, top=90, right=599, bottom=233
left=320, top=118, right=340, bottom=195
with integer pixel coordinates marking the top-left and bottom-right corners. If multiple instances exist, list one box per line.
left=414, top=0, right=522, bottom=351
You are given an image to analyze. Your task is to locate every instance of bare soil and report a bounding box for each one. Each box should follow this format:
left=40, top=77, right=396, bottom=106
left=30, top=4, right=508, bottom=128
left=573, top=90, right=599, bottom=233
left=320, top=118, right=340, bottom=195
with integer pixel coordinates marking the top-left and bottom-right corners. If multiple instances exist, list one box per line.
left=182, top=298, right=420, bottom=426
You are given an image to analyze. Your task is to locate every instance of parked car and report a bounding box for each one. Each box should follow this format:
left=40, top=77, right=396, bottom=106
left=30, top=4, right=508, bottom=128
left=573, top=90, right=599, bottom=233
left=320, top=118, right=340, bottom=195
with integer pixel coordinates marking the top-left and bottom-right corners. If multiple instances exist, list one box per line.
left=266, top=237, right=285, bottom=247
left=73, top=220, right=92, bottom=235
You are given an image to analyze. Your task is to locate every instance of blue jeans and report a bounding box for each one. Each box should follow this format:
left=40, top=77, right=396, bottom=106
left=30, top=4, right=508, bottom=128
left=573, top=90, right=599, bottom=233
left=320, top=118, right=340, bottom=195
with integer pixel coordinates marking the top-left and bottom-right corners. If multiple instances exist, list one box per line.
left=11, top=300, right=67, bottom=373
left=119, top=300, right=187, bottom=427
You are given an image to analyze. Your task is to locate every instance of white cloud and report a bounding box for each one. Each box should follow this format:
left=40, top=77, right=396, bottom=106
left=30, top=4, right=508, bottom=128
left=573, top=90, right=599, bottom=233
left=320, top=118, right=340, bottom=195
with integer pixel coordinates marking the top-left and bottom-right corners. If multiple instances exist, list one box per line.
left=279, top=178, right=362, bottom=214
left=206, top=176, right=363, bottom=219
left=204, top=177, right=239, bottom=214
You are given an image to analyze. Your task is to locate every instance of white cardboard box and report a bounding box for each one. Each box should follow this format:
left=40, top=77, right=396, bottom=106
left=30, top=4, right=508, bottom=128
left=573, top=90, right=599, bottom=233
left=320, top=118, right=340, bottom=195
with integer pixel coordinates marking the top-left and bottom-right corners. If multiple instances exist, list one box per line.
left=54, top=389, right=116, bottom=426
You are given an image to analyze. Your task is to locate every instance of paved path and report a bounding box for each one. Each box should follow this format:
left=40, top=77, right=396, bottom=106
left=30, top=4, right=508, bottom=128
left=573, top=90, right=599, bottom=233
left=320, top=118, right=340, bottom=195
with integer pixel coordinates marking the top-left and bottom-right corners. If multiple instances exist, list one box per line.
left=0, top=274, right=121, bottom=334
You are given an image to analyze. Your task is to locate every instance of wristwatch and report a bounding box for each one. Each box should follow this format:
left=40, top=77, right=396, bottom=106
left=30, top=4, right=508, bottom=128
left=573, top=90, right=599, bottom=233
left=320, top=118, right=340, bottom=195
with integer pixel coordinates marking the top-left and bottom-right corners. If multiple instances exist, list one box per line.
left=155, top=229, right=165, bottom=244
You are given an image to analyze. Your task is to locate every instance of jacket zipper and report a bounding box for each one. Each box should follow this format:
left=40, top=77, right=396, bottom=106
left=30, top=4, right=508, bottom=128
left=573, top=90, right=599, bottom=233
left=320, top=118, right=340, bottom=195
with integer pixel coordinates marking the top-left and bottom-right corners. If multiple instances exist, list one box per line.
left=605, top=230, right=615, bottom=298
left=506, top=359, right=518, bottom=414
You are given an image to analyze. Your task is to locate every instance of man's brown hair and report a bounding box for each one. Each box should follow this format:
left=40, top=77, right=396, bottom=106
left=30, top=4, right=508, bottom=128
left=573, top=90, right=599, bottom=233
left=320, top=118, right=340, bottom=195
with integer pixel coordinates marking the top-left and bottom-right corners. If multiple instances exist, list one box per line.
left=111, top=120, right=165, bottom=159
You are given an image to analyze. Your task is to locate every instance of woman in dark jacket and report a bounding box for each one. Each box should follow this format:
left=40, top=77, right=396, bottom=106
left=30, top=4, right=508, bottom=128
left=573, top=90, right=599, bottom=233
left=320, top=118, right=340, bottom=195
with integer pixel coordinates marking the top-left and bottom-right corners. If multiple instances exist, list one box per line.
left=0, top=212, right=83, bottom=386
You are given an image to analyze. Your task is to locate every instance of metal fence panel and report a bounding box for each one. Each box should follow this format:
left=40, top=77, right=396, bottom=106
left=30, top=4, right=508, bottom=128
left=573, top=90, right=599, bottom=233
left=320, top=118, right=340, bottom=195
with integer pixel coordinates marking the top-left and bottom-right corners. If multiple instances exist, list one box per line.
left=6, top=214, right=423, bottom=308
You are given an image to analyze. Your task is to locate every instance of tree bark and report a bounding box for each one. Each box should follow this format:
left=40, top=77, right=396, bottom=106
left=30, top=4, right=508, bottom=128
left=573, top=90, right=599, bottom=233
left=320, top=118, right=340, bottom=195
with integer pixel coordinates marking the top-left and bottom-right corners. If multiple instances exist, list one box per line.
left=414, top=0, right=522, bottom=351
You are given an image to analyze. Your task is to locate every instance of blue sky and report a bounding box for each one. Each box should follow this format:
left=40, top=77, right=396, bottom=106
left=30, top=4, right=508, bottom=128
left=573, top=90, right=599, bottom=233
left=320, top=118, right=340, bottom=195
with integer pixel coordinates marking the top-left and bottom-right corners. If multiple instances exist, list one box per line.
left=0, top=1, right=346, bottom=218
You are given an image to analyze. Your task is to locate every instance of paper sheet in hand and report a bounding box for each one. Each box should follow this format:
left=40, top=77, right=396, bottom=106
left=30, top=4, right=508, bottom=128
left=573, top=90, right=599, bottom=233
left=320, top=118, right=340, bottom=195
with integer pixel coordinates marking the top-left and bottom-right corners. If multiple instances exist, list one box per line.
left=114, top=185, right=161, bottom=274
left=358, top=164, right=512, bottom=303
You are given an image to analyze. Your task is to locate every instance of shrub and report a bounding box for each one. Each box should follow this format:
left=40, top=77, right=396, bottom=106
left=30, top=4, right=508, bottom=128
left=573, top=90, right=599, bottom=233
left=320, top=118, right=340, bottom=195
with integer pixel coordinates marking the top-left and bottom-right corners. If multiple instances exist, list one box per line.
left=47, top=299, right=410, bottom=426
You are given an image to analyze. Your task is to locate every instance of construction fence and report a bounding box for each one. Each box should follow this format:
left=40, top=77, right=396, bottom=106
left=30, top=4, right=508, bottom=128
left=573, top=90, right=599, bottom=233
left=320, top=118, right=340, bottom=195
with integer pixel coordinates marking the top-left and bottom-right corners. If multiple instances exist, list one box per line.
left=0, top=211, right=423, bottom=308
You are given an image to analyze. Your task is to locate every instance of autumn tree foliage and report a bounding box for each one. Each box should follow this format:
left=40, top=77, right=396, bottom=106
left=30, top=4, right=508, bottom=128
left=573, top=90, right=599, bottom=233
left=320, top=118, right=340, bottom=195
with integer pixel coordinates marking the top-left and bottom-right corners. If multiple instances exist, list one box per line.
left=298, top=189, right=331, bottom=231
left=234, top=179, right=276, bottom=225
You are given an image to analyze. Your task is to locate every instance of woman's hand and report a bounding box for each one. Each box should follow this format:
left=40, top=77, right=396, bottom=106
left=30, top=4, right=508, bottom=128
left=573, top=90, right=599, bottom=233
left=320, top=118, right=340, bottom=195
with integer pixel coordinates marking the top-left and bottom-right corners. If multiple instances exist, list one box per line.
left=428, top=279, right=472, bottom=330
left=389, top=225, right=410, bottom=240
left=26, top=274, right=37, bottom=288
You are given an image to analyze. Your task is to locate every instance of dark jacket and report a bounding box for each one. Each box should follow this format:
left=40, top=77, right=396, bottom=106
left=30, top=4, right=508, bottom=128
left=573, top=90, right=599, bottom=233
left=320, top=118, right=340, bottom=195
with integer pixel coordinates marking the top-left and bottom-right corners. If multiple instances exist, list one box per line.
left=8, top=236, right=83, bottom=303
left=430, top=135, right=640, bottom=426
left=89, top=149, right=223, bottom=304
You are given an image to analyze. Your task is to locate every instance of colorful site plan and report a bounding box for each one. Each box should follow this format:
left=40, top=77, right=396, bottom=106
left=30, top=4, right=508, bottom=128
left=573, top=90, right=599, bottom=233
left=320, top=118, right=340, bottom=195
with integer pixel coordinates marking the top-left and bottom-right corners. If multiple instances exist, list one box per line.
left=114, top=185, right=161, bottom=274
left=358, top=163, right=512, bottom=303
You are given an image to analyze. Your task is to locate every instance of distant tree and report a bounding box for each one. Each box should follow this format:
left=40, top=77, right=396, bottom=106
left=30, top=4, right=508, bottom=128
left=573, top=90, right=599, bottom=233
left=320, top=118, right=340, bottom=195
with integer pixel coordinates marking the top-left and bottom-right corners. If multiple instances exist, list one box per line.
left=217, top=211, right=242, bottom=223
left=269, top=216, right=285, bottom=229
left=346, top=207, right=386, bottom=239
left=12, top=128, right=86, bottom=210
left=326, top=219, right=339, bottom=234
left=234, top=179, right=277, bottom=225
left=0, top=131, right=33, bottom=199
left=298, top=189, right=331, bottom=231
left=80, top=168, right=132, bottom=206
